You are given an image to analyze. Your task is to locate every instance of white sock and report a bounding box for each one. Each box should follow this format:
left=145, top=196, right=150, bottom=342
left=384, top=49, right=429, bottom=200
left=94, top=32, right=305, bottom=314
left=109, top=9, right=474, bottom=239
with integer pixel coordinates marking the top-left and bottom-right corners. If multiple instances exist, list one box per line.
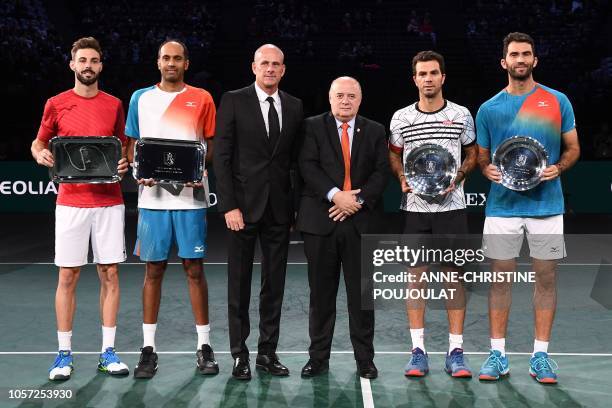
left=410, top=328, right=425, bottom=352
left=533, top=339, right=549, bottom=356
left=491, top=337, right=506, bottom=356
left=196, top=324, right=210, bottom=349
left=101, top=326, right=116, bottom=352
left=143, top=323, right=157, bottom=351
left=57, top=331, right=72, bottom=351
left=449, top=333, right=463, bottom=353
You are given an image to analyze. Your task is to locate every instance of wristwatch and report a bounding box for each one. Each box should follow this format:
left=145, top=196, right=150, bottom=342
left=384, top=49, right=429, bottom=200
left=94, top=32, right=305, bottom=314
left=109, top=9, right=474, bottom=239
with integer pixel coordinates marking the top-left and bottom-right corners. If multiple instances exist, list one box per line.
left=356, top=195, right=365, bottom=205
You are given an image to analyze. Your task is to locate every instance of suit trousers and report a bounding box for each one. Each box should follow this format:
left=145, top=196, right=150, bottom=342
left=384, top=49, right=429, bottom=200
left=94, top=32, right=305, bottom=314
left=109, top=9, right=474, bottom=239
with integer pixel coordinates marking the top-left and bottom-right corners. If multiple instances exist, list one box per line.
left=303, top=219, right=375, bottom=362
left=227, top=201, right=290, bottom=359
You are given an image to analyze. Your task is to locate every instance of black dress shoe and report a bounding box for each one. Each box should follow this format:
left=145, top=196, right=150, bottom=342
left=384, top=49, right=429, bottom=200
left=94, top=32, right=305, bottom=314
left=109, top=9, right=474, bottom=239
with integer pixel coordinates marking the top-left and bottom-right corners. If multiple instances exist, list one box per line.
left=357, top=360, right=378, bottom=379
left=301, top=359, right=329, bottom=378
left=256, top=353, right=289, bottom=376
left=232, top=357, right=251, bottom=380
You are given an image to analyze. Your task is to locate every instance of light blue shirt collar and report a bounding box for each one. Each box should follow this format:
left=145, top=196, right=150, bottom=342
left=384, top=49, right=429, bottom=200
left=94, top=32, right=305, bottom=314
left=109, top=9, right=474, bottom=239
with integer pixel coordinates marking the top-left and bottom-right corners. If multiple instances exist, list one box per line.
left=334, top=117, right=356, bottom=132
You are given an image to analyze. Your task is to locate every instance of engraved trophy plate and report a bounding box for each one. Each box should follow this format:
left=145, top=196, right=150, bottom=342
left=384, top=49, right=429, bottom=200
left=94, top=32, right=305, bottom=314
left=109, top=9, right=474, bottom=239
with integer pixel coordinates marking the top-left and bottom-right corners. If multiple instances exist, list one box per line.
left=493, top=136, right=548, bottom=191
left=133, top=138, right=205, bottom=184
left=404, top=143, right=457, bottom=196
left=48, top=136, right=121, bottom=183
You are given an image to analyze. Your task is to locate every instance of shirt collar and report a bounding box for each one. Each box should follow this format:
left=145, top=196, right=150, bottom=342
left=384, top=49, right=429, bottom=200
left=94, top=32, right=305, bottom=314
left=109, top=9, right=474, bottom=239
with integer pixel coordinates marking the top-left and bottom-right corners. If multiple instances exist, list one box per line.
left=335, top=116, right=356, bottom=131
left=254, top=82, right=280, bottom=103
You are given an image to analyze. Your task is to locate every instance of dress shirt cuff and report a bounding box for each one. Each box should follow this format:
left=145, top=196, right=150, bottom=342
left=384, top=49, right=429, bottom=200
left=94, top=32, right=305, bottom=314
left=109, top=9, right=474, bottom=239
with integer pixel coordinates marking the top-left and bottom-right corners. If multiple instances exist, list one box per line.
left=327, top=187, right=341, bottom=202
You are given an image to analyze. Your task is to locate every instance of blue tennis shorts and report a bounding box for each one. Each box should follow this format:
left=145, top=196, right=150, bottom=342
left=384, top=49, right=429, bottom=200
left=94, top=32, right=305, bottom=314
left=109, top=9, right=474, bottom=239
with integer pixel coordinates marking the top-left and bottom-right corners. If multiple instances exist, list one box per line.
left=135, top=208, right=207, bottom=261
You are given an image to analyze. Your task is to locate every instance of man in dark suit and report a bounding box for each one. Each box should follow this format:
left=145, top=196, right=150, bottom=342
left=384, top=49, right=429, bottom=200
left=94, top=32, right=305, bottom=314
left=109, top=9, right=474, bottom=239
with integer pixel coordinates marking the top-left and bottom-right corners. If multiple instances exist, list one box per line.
left=297, top=77, right=389, bottom=379
left=213, top=44, right=303, bottom=380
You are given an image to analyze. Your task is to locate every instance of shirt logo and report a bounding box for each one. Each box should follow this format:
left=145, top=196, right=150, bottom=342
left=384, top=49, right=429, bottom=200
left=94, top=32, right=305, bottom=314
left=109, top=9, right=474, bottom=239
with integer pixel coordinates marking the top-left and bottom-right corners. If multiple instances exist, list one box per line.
left=194, top=245, right=204, bottom=253
left=163, top=152, right=175, bottom=166
left=185, top=101, right=197, bottom=107
left=537, top=101, right=549, bottom=108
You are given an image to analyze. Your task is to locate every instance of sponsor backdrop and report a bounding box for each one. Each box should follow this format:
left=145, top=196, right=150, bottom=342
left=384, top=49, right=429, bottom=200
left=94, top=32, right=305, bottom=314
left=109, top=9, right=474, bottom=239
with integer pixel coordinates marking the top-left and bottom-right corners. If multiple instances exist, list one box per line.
left=0, top=161, right=610, bottom=213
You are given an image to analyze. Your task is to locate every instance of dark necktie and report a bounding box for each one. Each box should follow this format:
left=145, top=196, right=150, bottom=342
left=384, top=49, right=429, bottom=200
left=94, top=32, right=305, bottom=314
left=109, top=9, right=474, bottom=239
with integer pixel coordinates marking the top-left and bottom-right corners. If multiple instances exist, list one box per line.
left=266, top=96, right=280, bottom=150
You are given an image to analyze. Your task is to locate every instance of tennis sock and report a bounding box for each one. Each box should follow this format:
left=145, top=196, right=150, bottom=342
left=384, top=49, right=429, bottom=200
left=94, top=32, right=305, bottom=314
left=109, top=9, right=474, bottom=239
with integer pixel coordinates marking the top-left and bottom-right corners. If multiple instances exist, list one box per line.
left=410, top=328, right=425, bottom=352
left=143, top=323, right=157, bottom=351
left=533, top=339, right=549, bottom=356
left=196, top=324, right=210, bottom=349
left=449, top=333, right=463, bottom=353
left=491, top=337, right=506, bottom=356
left=58, top=331, right=72, bottom=351
left=101, top=326, right=116, bottom=352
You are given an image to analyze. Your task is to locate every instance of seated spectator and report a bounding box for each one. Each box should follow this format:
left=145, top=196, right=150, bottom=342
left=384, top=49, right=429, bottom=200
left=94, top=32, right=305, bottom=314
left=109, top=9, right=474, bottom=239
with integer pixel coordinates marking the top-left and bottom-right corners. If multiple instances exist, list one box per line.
left=419, top=14, right=436, bottom=45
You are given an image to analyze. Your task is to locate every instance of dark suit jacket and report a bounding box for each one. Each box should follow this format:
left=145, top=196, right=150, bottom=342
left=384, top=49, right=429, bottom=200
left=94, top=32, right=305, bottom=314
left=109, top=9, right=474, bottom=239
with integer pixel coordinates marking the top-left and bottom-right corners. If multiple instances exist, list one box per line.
left=214, top=84, right=304, bottom=224
left=296, top=112, right=390, bottom=235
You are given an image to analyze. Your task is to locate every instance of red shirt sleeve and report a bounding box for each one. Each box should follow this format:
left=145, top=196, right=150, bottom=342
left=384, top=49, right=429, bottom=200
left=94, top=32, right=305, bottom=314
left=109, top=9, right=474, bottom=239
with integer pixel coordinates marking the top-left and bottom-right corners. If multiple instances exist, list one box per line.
left=36, top=98, right=57, bottom=143
left=200, top=95, right=216, bottom=139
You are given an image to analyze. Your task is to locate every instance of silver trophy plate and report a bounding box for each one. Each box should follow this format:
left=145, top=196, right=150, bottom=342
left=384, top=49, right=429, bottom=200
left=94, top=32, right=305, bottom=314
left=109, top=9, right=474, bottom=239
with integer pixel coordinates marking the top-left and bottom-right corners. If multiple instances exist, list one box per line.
left=48, top=136, right=121, bottom=183
left=493, top=136, right=548, bottom=191
left=133, top=138, right=206, bottom=184
left=404, top=143, right=457, bottom=196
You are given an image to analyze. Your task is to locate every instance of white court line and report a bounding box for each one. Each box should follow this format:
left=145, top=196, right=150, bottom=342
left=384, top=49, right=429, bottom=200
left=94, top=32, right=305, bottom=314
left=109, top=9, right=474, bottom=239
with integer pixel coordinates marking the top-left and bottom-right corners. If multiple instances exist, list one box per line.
left=360, top=377, right=375, bottom=408
left=0, top=262, right=308, bottom=265
left=0, top=262, right=607, bottom=266
left=1, top=351, right=612, bottom=356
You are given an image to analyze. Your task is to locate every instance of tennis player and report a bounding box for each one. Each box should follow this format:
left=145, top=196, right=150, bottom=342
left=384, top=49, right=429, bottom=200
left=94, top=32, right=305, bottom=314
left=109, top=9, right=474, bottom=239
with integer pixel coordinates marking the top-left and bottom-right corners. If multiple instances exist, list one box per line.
left=31, top=37, right=129, bottom=380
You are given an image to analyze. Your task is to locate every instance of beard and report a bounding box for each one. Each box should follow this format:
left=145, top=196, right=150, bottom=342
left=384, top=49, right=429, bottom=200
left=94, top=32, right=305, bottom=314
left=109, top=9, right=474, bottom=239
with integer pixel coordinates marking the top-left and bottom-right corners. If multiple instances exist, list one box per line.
left=507, top=63, right=533, bottom=80
left=422, top=86, right=441, bottom=98
left=76, top=70, right=98, bottom=86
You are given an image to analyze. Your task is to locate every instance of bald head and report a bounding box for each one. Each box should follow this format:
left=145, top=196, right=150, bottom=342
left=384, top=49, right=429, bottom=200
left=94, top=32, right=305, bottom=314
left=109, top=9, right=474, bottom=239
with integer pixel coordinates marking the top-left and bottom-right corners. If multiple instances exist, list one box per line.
left=252, top=44, right=286, bottom=94
left=254, top=44, right=284, bottom=64
left=329, top=76, right=361, bottom=94
left=329, top=76, right=362, bottom=122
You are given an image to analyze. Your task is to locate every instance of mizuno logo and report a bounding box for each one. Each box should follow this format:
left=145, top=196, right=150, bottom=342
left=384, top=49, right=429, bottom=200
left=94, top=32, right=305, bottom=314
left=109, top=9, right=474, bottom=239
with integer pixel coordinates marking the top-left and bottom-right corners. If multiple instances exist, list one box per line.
left=537, top=101, right=549, bottom=107
left=194, top=246, right=204, bottom=253
left=186, top=102, right=197, bottom=107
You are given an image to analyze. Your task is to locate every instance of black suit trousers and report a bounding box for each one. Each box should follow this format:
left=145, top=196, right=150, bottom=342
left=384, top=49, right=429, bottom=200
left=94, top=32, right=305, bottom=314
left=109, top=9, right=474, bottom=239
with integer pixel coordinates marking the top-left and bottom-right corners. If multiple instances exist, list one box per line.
left=227, top=201, right=290, bottom=359
left=303, top=219, right=375, bottom=362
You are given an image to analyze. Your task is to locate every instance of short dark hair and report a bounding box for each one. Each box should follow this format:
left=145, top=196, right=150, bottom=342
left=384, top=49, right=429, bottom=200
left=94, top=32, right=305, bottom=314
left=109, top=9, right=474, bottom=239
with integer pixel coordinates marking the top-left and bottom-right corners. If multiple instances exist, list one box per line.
left=412, top=50, right=445, bottom=75
left=503, top=32, right=536, bottom=58
left=158, top=39, right=189, bottom=60
left=71, top=37, right=102, bottom=60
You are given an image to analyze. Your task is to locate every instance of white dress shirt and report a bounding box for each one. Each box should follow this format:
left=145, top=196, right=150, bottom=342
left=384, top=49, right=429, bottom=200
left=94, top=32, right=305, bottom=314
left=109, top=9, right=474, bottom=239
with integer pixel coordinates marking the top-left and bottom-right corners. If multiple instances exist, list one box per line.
left=254, top=82, right=283, bottom=135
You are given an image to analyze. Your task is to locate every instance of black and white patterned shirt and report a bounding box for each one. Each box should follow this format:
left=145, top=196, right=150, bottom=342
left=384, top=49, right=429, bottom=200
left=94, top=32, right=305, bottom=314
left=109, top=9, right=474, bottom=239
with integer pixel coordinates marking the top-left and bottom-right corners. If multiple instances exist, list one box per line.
left=389, top=100, right=476, bottom=212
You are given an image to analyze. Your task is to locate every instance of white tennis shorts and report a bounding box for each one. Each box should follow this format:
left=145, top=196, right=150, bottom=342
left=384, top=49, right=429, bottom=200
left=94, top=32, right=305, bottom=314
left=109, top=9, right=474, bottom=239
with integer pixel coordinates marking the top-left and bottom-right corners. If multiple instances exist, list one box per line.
left=55, top=204, right=126, bottom=267
left=483, top=215, right=565, bottom=260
